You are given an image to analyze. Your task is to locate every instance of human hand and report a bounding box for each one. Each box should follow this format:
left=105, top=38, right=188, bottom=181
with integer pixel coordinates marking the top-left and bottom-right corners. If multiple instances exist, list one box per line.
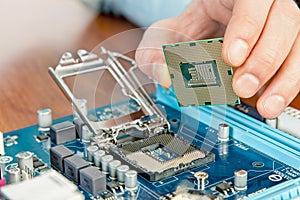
left=135, top=0, right=300, bottom=119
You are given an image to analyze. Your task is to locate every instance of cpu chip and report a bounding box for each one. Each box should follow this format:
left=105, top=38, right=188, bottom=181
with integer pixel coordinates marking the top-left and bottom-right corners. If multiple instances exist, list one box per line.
left=163, top=38, right=240, bottom=106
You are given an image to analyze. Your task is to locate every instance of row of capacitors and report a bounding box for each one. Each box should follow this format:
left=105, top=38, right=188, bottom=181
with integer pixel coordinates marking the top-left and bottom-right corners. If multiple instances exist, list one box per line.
left=50, top=144, right=138, bottom=196
left=86, top=144, right=139, bottom=192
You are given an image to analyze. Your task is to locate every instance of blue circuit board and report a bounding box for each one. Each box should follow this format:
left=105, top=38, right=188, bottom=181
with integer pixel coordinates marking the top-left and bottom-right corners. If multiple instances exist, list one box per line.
left=1, top=99, right=300, bottom=200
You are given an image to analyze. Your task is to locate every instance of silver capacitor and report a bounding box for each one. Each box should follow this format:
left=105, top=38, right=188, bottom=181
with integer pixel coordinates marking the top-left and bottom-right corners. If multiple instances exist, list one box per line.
left=86, top=145, right=99, bottom=162
left=37, top=108, right=52, bottom=130
left=218, top=142, right=229, bottom=157
left=125, top=170, right=138, bottom=190
left=101, top=155, right=113, bottom=173
left=108, top=160, right=121, bottom=179
left=0, top=156, right=13, bottom=176
left=81, top=125, right=92, bottom=143
left=93, top=150, right=105, bottom=167
left=16, top=151, right=33, bottom=171
left=194, top=171, right=208, bottom=190
left=218, top=123, right=230, bottom=142
left=8, top=167, right=21, bottom=184
left=117, top=165, right=129, bottom=183
left=234, top=170, right=248, bottom=190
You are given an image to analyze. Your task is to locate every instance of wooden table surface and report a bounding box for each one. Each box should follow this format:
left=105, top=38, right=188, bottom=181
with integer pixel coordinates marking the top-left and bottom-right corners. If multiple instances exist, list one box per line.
left=0, top=2, right=299, bottom=132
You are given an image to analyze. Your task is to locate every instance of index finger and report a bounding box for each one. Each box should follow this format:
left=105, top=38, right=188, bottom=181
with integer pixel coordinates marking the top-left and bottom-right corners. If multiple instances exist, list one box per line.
left=222, top=0, right=274, bottom=67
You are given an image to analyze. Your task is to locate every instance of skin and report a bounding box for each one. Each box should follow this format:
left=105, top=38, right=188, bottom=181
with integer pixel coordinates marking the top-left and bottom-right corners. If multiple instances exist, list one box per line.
left=135, top=0, right=300, bottom=119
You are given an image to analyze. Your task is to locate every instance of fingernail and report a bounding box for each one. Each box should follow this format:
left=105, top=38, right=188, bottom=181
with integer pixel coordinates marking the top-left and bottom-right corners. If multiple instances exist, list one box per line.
left=262, top=95, right=285, bottom=118
left=227, top=39, right=249, bottom=66
left=234, top=73, right=260, bottom=98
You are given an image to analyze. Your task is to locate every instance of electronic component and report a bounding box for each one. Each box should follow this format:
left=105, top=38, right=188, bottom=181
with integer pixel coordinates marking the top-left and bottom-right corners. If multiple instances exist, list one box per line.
left=215, top=181, right=234, bottom=196
left=108, top=160, right=121, bottom=179
left=101, top=155, right=113, bottom=174
left=81, top=125, right=92, bottom=143
left=8, top=168, right=21, bottom=184
left=107, top=180, right=123, bottom=193
left=73, top=118, right=85, bottom=139
left=117, top=165, right=129, bottom=183
left=79, top=166, right=106, bottom=195
left=124, top=170, right=138, bottom=190
left=218, top=123, right=230, bottom=142
left=36, top=134, right=49, bottom=142
left=86, top=145, right=99, bottom=162
left=194, top=171, right=208, bottom=190
left=1, top=170, right=84, bottom=200
left=50, top=121, right=76, bottom=144
left=234, top=170, right=248, bottom=190
left=93, top=150, right=105, bottom=167
left=37, top=108, right=52, bottom=130
left=64, top=155, right=89, bottom=182
left=37, top=166, right=51, bottom=174
left=16, top=151, right=34, bottom=171
left=110, top=133, right=215, bottom=181
left=33, top=160, right=45, bottom=168
left=100, top=192, right=117, bottom=200
left=163, top=38, right=240, bottom=106
left=50, top=145, right=74, bottom=171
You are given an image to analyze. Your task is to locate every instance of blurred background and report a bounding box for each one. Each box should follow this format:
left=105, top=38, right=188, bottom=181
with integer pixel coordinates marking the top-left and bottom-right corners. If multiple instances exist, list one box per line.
left=0, top=0, right=138, bottom=131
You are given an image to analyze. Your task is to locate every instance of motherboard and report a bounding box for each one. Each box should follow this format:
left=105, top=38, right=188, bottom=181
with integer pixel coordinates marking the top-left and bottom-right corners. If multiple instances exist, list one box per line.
left=0, top=49, right=300, bottom=200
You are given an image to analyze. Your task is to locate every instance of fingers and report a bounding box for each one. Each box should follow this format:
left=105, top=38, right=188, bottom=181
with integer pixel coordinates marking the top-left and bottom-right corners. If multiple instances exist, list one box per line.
left=135, top=22, right=198, bottom=87
left=135, top=0, right=228, bottom=88
left=223, top=0, right=300, bottom=118
left=231, top=0, right=300, bottom=98
left=257, top=33, right=300, bottom=118
left=223, top=0, right=275, bottom=66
